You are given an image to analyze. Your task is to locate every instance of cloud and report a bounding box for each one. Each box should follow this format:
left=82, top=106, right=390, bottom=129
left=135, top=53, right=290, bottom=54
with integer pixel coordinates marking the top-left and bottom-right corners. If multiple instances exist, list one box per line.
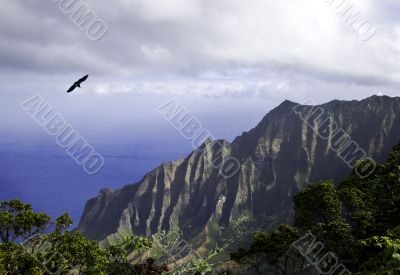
left=0, top=0, right=398, bottom=101
left=90, top=80, right=287, bottom=99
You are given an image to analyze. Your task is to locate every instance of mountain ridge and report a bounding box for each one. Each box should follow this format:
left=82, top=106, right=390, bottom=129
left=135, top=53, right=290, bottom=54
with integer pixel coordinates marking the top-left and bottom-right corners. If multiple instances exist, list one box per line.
left=77, top=95, right=400, bottom=248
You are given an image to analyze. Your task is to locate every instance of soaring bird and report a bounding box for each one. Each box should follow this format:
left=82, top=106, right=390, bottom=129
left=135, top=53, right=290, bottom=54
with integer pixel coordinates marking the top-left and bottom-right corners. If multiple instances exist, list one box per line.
left=66, top=75, right=89, bottom=93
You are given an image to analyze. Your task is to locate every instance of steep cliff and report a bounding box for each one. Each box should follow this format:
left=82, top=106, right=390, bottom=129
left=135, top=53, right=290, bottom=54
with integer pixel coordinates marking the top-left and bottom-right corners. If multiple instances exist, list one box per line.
left=78, top=96, right=400, bottom=245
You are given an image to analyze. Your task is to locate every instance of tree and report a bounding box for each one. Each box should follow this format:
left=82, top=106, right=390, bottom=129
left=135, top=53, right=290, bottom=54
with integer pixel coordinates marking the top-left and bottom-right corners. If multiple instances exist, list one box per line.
left=231, top=224, right=306, bottom=274
left=293, top=180, right=343, bottom=228
left=0, top=199, right=50, bottom=243
left=0, top=199, right=166, bottom=274
left=357, top=233, right=400, bottom=274
left=231, top=142, right=400, bottom=274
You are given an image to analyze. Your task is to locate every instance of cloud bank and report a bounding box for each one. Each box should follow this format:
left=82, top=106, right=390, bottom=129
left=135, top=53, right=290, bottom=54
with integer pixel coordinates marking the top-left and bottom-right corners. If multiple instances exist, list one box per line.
left=0, top=0, right=399, bottom=102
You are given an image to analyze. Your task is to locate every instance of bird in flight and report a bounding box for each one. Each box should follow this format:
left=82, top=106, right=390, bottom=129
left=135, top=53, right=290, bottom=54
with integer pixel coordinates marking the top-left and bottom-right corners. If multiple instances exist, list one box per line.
left=66, top=75, right=89, bottom=93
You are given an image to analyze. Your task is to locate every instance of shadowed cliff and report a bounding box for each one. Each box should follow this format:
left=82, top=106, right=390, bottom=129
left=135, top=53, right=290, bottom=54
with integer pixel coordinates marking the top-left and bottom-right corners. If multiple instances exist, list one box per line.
left=78, top=96, right=400, bottom=246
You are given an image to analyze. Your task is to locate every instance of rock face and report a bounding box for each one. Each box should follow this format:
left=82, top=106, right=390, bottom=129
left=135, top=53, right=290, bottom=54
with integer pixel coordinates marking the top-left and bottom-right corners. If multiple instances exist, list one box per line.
left=78, top=96, right=400, bottom=243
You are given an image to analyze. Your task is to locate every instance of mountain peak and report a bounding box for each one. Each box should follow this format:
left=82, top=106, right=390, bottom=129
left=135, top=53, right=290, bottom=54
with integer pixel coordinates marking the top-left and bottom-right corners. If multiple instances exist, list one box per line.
left=275, top=99, right=298, bottom=109
left=281, top=99, right=297, bottom=105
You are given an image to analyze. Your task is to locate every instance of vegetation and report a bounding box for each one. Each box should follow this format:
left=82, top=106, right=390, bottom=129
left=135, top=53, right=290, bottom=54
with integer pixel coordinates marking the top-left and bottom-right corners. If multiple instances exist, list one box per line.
left=0, top=199, right=168, bottom=274
left=3, top=144, right=400, bottom=274
left=230, top=143, right=400, bottom=274
left=151, top=229, right=216, bottom=274
left=0, top=199, right=218, bottom=274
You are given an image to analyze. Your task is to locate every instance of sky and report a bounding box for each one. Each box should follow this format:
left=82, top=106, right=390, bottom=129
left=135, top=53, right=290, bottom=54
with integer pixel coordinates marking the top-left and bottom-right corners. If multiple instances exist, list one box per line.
left=0, top=0, right=399, bottom=141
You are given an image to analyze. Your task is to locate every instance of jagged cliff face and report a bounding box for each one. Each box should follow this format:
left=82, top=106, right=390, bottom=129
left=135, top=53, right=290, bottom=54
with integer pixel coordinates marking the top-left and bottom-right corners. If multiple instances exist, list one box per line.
left=78, top=96, right=400, bottom=243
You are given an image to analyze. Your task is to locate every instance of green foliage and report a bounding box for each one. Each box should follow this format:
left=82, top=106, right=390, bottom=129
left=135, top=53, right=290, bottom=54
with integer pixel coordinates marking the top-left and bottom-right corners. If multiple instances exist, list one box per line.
left=107, top=235, right=151, bottom=263
left=151, top=227, right=217, bottom=274
left=0, top=242, right=44, bottom=274
left=249, top=224, right=300, bottom=259
left=152, top=228, right=184, bottom=261
left=171, top=249, right=218, bottom=275
left=47, top=230, right=109, bottom=274
left=294, top=180, right=343, bottom=228
left=217, top=211, right=254, bottom=243
left=172, top=257, right=212, bottom=275
left=230, top=224, right=305, bottom=274
left=132, top=258, right=169, bottom=275
left=357, top=235, right=400, bottom=274
left=0, top=199, right=50, bottom=243
left=338, top=183, right=375, bottom=238
left=0, top=199, right=165, bottom=274
left=55, top=213, right=73, bottom=233
left=232, top=142, right=400, bottom=274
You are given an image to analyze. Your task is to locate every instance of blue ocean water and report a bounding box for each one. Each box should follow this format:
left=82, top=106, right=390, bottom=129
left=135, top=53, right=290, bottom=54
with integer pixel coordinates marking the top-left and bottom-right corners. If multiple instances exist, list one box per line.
left=0, top=137, right=192, bottom=226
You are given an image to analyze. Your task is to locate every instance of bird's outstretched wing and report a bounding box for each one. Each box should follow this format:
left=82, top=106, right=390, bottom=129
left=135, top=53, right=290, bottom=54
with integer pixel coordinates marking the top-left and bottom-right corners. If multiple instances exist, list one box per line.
left=66, top=83, right=78, bottom=93
left=77, top=75, right=89, bottom=85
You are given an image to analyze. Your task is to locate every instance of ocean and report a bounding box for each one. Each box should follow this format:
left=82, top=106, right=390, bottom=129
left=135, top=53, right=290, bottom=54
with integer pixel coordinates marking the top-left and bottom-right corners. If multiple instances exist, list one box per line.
left=0, top=137, right=192, bottom=226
